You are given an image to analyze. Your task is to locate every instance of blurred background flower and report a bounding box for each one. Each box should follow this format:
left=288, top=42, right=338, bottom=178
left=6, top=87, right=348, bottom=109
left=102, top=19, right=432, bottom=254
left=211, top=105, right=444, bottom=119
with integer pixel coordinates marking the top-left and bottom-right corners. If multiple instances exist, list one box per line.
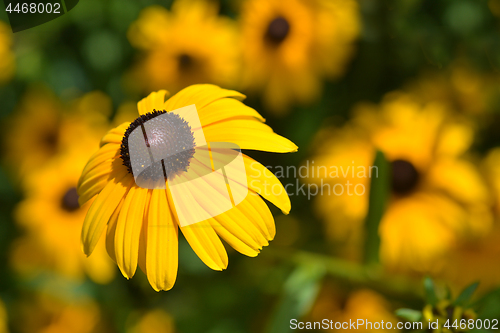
left=307, top=90, right=494, bottom=276
left=126, top=0, right=239, bottom=95
left=239, top=0, right=360, bottom=113
left=1, top=0, right=500, bottom=332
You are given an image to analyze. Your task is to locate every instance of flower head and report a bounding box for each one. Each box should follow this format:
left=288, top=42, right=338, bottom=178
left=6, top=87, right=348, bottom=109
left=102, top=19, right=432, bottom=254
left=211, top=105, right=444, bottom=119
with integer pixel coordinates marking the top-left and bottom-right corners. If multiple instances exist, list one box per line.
left=308, top=92, right=492, bottom=272
left=239, top=0, right=360, bottom=113
left=127, top=0, right=239, bottom=94
left=78, top=84, right=297, bottom=291
left=3, top=87, right=110, bottom=178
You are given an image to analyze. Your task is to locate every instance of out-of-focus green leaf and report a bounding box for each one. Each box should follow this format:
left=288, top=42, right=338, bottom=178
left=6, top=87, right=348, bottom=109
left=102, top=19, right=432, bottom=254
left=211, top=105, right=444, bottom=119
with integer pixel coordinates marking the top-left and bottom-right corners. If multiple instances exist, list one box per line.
left=424, top=276, right=438, bottom=306
left=364, top=150, right=390, bottom=264
left=395, top=308, right=423, bottom=322
left=454, top=282, right=479, bottom=307
left=266, top=263, right=325, bottom=333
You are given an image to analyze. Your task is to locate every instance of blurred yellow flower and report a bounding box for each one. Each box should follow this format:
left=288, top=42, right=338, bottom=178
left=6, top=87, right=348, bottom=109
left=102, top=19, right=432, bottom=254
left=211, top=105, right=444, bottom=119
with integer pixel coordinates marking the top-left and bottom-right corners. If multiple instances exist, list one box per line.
left=3, top=87, right=110, bottom=178
left=13, top=292, right=100, bottom=333
left=239, top=0, right=360, bottom=113
left=10, top=91, right=115, bottom=284
left=78, top=84, right=297, bottom=291
left=0, top=21, right=15, bottom=84
left=12, top=148, right=116, bottom=284
left=127, top=0, right=239, bottom=94
left=309, top=92, right=493, bottom=273
left=438, top=148, right=500, bottom=294
left=126, top=309, right=175, bottom=333
left=407, top=61, right=500, bottom=115
left=310, top=285, right=399, bottom=333
left=0, top=298, right=8, bottom=333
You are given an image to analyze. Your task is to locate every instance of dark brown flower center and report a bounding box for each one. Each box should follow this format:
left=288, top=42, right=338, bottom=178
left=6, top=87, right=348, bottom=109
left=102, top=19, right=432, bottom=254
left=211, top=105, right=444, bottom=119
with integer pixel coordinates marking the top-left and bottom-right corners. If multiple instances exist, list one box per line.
left=178, top=53, right=194, bottom=71
left=61, top=187, right=79, bottom=212
left=265, top=16, right=290, bottom=45
left=391, top=159, right=419, bottom=195
left=120, top=110, right=196, bottom=180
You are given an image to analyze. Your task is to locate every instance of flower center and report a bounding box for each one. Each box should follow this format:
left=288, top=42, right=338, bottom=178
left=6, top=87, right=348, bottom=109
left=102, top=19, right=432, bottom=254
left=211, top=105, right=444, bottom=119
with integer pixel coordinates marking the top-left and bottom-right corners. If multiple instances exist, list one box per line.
left=61, top=187, right=79, bottom=212
left=391, top=159, right=419, bottom=195
left=265, top=16, right=290, bottom=45
left=120, top=111, right=196, bottom=180
left=178, top=53, right=194, bottom=71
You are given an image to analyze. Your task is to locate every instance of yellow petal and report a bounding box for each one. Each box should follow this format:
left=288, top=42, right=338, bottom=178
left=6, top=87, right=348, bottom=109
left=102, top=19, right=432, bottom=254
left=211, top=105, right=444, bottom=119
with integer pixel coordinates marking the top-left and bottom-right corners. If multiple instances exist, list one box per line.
left=106, top=197, right=125, bottom=263
left=81, top=172, right=134, bottom=256
left=100, top=123, right=130, bottom=147
left=199, top=98, right=264, bottom=127
left=179, top=220, right=228, bottom=271
left=78, top=143, right=120, bottom=187
left=208, top=217, right=260, bottom=257
left=239, top=192, right=276, bottom=241
left=165, top=182, right=228, bottom=270
left=78, top=159, right=127, bottom=207
left=203, top=119, right=298, bottom=153
left=138, top=90, right=170, bottom=115
left=243, top=155, right=291, bottom=214
left=114, top=185, right=149, bottom=279
left=164, top=84, right=245, bottom=112
left=145, top=189, right=178, bottom=291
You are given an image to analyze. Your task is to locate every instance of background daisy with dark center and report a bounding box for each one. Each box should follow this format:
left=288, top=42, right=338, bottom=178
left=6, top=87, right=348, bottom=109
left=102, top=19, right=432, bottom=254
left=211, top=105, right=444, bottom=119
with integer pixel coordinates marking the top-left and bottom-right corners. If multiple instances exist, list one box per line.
left=127, top=0, right=239, bottom=95
left=239, top=0, right=360, bottom=114
left=78, top=84, right=297, bottom=291
left=307, top=91, right=493, bottom=275
left=3, top=88, right=111, bottom=179
left=11, top=110, right=115, bottom=284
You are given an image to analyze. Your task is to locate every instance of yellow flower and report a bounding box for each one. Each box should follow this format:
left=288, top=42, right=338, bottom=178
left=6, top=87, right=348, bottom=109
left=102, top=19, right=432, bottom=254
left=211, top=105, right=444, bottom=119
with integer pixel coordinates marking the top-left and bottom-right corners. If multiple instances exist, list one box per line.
left=126, top=309, right=175, bottom=333
left=239, top=0, right=360, bottom=113
left=0, top=21, right=15, bottom=84
left=127, top=0, right=239, bottom=94
left=309, top=92, right=493, bottom=273
left=3, top=87, right=110, bottom=178
left=12, top=135, right=115, bottom=284
left=437, top=148, right=500, bottom=294
left=78, top=84, right=297, bottom=291
left=407, top=61, right=500, bottom=115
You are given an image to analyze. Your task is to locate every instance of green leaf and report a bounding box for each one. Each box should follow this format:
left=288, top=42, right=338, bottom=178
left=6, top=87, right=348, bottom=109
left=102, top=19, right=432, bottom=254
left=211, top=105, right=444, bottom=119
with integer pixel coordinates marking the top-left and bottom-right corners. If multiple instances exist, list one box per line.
left=266, top=263, right=325, bottom=333
left=454, top=282, right=479, bottom=307
left=424, top=276, right=438, bottom=306
left=364, top=150, right=390, bottom=264
left=395, top=308, right=423, bottom=322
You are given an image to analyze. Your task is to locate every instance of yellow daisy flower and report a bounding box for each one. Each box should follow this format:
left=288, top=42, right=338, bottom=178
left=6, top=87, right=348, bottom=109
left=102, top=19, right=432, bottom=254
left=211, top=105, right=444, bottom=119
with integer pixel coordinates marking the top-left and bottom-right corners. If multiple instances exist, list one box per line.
left=437, top=148, right=500, bottom=294
left=3, top=87, right=110, bottom=178
left=407, top=61, right=500, bottom=115
left=0, top=20, right=15, bottom=84
left=239, top=0, right=360, bottom=113
left=127, top=0, right=239, bottom=94
left=12, top=138, right=115, bottom=284
left=308, top=92, right=492, bottom=273
left=78, top=84, right=297, bottom=291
